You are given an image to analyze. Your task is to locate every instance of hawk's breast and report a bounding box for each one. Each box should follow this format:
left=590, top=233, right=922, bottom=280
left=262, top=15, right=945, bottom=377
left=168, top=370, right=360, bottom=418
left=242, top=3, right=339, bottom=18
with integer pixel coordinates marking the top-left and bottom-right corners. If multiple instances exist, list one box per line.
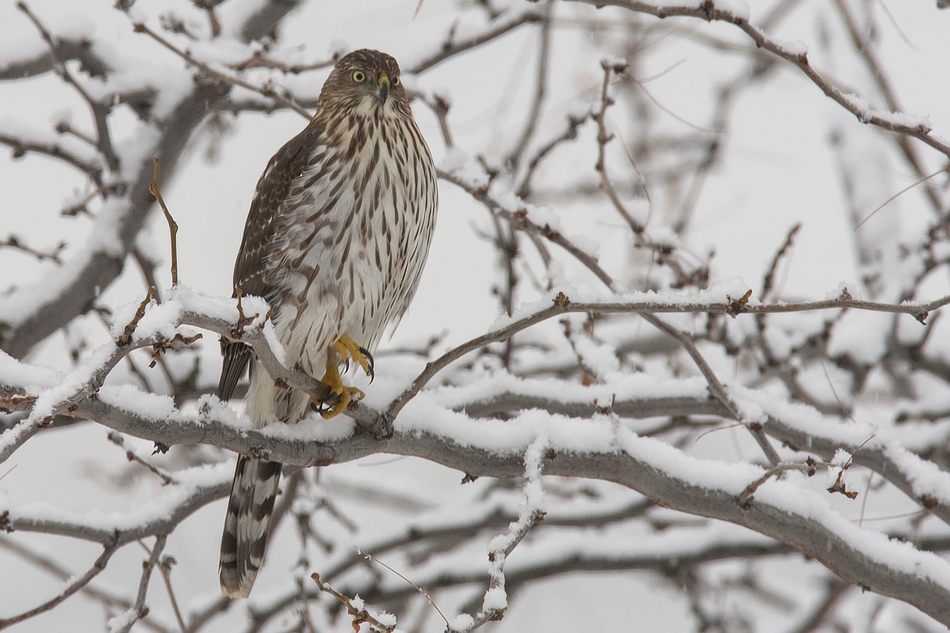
left=264, top=107, right=438, bottom=376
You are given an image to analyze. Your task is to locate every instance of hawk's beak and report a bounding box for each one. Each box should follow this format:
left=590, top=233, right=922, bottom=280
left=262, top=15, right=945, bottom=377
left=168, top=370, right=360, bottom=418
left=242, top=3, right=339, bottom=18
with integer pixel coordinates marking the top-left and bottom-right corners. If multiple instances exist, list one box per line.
left=376, top=73, right=390, bottom=104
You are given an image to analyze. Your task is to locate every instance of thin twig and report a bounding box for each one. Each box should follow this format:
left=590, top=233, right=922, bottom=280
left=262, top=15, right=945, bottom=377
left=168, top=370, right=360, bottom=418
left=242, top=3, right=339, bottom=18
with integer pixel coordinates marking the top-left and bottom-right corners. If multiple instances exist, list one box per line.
left=358, top=549, right=449, bottom=628
left=438, top=168, right=615, bottom=289
left=17, top=1, right=119, bottom=171
left=0, top=235, right=66, bottom=265
left=310, top=573, right=396, bottom=633
left=0, top=534, right=172, bottom=633
left=515, top=109, right=591, bottom=198
left=156, top=555, right=187, bottom=633
left=639, top=311, right=783, bottom=466
left=593, top=59, right=697, bottom=285
left=107, top=431, right=175, bottom=484
left=761, top=223, right=802, bottom=301
left=738, top=458, right=823, bottom=508
left=130, top=21, right=311, bottom=119
left=832, top=0, right=943, bottom=215
left=149, top=158, right=179, bottom=286
left=112, top=535, right=168, bottom=633
left=507, top=0, right=554, bottom=168
left=0, top=538, right=121, bottom=628
left=571, top=0, right=950, bottom=161
left=406, top=5, right=547, bottom=74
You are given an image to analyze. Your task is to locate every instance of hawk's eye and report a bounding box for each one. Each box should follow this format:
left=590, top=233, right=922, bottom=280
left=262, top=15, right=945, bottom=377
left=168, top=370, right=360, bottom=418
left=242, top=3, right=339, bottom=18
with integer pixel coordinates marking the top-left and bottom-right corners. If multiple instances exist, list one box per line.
left=392, top=75, right=400, bottom=86
left=352, top=71, right=366, bottom=83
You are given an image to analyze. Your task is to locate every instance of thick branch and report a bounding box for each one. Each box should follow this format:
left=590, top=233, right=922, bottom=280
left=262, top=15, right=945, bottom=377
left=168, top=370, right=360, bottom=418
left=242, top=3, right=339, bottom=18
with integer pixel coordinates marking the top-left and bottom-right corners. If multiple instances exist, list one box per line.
left=55, top=405, right=950, bottom=626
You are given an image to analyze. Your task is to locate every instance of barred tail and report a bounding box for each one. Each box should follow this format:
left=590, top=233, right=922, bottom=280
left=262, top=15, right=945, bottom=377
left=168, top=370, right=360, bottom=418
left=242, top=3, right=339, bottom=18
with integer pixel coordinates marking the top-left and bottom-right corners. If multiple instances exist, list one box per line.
left=219, top=456, right=283, bottom=598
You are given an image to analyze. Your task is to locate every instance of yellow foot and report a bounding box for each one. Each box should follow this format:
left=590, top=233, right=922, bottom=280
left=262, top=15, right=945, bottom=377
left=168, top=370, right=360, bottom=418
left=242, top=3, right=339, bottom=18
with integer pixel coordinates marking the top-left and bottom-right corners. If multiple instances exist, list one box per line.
left=311, top=335, right=374, bottom=419
left=333, top=335, right=375, bottom=380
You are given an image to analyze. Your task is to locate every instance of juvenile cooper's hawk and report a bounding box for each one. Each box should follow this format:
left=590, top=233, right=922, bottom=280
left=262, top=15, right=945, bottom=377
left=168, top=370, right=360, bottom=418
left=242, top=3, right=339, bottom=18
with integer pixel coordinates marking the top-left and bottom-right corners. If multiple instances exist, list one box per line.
left=217, top=49, right=438, bottom=598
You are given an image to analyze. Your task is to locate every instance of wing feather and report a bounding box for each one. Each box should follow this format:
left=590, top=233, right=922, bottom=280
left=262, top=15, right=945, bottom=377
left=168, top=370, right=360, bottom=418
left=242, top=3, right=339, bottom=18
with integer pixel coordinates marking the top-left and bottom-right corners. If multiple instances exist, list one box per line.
left=217, top=119, right=325, bottom=401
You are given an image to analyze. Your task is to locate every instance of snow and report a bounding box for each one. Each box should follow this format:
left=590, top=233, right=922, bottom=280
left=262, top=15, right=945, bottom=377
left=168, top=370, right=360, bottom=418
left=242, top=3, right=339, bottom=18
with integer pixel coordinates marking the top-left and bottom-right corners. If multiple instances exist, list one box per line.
left=711, top=0, right=750, bottom=20
left=436, top=371, right=709, bottom=411
left=399, top=395, right=618, bottom=456
left=98, top=384, right=177, bottom=421
left=0, top=461, right=232, bottom=533
left=600, top=55, right=628, bottom=72
left=771, top=37, right=808, bottom=57
left=106, top=609, right=138, bottom=633
left=488, top=278, right=751, bottom=333
left=451, top=613, right=475, bottom=631
left=481, top=585, right=507, bottom=611
left=827, top=310, right=891, bottom=364
left=0, top=350, right=60, bottom=389
left=440, top=146, right=469, bottom=172
left=830, top=449, right=852, bottom=468
left=619, top=430, right=762, bottom=495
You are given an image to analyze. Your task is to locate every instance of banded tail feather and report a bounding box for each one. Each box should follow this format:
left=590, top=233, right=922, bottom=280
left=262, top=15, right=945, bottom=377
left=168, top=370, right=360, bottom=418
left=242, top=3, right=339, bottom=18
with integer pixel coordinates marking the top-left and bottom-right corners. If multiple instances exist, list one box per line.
left=219, top=456, right=283, bottom=598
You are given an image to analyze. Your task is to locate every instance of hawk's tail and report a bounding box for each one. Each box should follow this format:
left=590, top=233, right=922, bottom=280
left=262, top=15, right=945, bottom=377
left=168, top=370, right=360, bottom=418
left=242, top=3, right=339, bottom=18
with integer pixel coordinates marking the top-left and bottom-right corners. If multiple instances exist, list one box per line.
left=219, top=455, right=283, bottom=598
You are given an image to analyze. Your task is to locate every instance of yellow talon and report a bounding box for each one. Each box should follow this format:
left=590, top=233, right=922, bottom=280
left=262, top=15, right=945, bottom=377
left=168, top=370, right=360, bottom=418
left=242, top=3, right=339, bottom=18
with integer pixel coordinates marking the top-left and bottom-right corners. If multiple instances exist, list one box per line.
left=333, top=335, right=374, bottom=379
left=312, top=335, right=373, bottom=419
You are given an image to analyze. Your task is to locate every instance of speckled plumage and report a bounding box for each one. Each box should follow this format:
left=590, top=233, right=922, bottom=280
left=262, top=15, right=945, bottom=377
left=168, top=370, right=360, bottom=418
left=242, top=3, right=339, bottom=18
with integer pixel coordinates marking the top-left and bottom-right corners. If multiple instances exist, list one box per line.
left=218, top=49, right=438, bottom=599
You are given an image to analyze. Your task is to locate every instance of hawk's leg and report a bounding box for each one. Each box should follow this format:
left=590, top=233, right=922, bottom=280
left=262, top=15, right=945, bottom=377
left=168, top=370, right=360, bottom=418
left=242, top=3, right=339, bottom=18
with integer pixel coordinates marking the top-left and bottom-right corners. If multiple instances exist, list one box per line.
left=313, top=335, right=374, bottom=419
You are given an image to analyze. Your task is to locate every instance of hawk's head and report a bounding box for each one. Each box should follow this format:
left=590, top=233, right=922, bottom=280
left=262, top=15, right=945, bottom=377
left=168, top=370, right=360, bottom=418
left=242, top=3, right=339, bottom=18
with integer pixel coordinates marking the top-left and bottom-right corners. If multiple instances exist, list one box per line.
left=319, top=49, right=408, bottom=116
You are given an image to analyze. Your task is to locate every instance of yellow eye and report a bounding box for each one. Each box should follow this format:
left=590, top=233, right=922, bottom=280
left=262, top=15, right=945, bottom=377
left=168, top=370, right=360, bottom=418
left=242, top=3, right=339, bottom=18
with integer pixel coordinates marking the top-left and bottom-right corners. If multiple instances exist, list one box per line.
left=392, top=75, right=400, bottom=86
left=352, top=71, right=366, bottom=83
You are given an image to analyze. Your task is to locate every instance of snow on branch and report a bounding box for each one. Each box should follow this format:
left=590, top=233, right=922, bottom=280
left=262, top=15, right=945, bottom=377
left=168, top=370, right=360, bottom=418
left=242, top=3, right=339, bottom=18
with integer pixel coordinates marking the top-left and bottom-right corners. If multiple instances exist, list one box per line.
left=4, top=282, right=950, bottom=623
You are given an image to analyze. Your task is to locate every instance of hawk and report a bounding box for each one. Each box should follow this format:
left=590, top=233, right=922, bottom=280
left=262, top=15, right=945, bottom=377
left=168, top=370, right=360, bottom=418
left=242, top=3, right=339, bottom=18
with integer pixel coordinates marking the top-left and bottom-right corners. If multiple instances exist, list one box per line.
left=217, top=49, right=438, bottom=598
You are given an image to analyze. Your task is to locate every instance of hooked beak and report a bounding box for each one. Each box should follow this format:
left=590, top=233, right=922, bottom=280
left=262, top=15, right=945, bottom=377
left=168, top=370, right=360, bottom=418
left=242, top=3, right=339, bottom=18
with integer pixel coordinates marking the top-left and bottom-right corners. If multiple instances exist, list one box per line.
left=376, top=73, right=390, bottom=104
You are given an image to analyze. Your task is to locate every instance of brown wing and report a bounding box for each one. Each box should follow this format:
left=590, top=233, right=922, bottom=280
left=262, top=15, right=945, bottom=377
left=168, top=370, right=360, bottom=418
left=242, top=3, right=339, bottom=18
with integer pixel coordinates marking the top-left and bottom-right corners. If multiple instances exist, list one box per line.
left=217, top=119, right=325, bottom=401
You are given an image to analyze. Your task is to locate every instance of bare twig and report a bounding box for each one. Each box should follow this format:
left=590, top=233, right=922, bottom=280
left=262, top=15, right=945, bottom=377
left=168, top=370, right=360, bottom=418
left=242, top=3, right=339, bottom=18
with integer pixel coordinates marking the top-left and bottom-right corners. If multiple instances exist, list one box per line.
left=507, top=0, right=554, bottom=168
left=0, top=538, right=121, bottom=629
left=0, top=129, right=104, bottom=189
left=311, top=573, right=396, bottom=633
left=130, top=21, right=311, bottom=119
left=639, top=311, right=783, bottom=466
left=516, top=108, right=591, bottom=198
left=149, top=158, right=179, bottom=286
left=438, top=168, right=616, bottom=289
left=0, top=235, right=66, bottom=265
left=831, top=0, right=944, bottom=215
left=358, top=549, right=450, bottom=628
left=156, top=555, right=187, bottom=633
left=738, top=458, right=823, bottom=508
left=406, top=5, right=547, bottom=74
left=0, top=534, right=172, bottom=633
left=111, top=535, right=168, bottom=633
left=570, top=0, right=950, bottom=161
left=416, top=91, right=454, bottom=149
left=107, top=431, right=175, bottom=484
left=17, top=1, right=119, bottom=171
left=761, top=223, right=802, bottom=301
left=227, top=50, right=338, bottom=74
